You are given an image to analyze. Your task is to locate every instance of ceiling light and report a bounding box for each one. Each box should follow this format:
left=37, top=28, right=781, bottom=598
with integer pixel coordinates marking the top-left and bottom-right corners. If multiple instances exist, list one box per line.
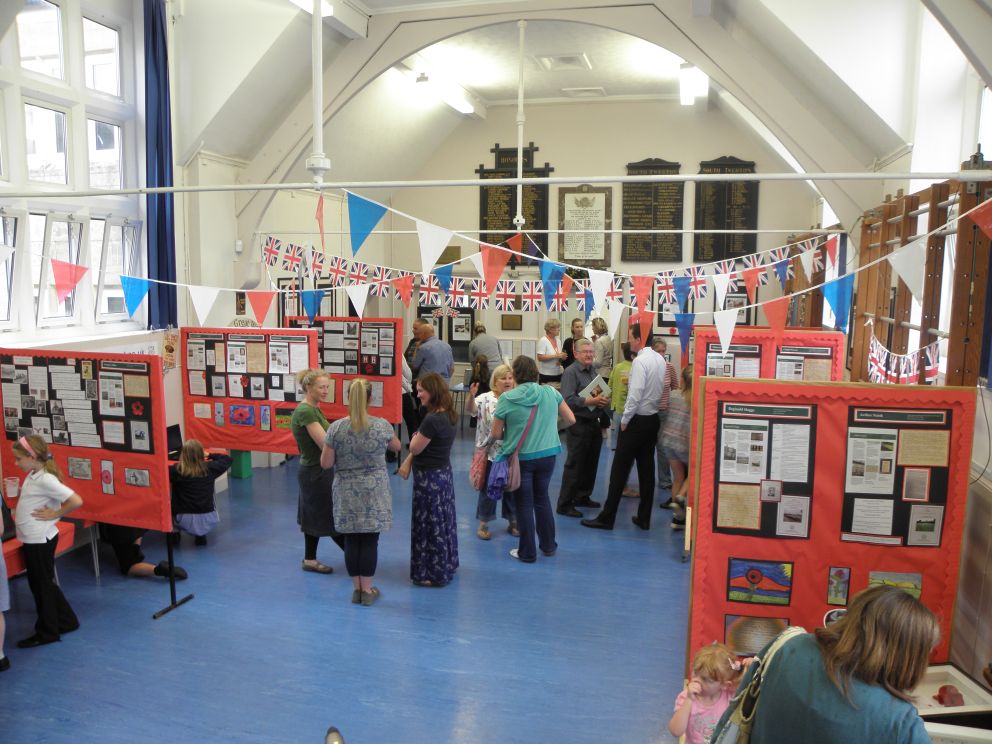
left=679, top=63, right=708, bottom=105
left=288, top=0, right=333, bottom=17
left=405, top=68, right=475, bottom=116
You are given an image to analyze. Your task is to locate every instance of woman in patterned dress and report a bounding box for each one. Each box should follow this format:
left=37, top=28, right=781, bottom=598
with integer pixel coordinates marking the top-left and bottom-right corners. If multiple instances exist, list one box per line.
left=321, top=378, right=401, bottom=606
left=398, top=372, right=459, bottom=587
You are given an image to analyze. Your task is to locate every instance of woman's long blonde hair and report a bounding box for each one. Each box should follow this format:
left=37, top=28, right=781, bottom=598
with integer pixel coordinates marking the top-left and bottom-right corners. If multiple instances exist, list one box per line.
left=177, top=439, right=207, bottom=478
left=348, top=377, right=372, bottom=432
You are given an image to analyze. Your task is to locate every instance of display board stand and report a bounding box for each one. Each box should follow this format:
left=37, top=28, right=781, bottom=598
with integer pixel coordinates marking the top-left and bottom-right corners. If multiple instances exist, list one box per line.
left=152, top=540, right=194, bottom=619
left=687, top=378, right=975, bottom=668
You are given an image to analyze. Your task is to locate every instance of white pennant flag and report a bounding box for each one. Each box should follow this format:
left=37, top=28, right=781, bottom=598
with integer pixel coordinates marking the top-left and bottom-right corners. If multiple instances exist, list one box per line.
left=798, top=246, right=815, bottom=280
left=0, top=245, right=14, bottom=267
left=587, top=269, right=613, bottom=313
left=887, top=239, right=926, bottom=301
left=714, top=308, right=739, bottom=355
left=711, top=272, right=731, bottom=311
left=416, top=220, right=453, bottom=278
left=346, top=283, right=371, bottom=318
left=468, top=252, right=484, bottom=279
left=188, top=285, right=220, bottom=326
left=605, top=299, right=625, bottom=340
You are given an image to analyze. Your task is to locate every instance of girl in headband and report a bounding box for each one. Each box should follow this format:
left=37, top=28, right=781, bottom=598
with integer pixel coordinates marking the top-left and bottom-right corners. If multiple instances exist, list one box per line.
left=11, top=434, right=83, bottom=648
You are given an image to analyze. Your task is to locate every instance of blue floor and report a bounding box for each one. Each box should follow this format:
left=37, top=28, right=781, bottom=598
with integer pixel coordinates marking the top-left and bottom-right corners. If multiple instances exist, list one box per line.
left=1, top=429, right=690, bottom=743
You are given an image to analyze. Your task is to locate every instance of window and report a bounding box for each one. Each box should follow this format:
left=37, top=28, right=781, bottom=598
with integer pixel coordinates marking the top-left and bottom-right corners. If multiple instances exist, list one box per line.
left=91, top=218, right=141, bottom=319
left=83, top=18, right=121, bottom=97
left=25, top=103, right=68, bottom=184
left=87, top=119, right=121, bottom=189
left=0, top=216, right=18, bottom=323
left=31, top=213, right=82, bottom=321
left=17, top=0, right=63, bottom=80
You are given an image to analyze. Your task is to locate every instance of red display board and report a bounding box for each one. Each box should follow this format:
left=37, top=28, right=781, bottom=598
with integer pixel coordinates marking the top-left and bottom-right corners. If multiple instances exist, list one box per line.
left=181, top=327, right=319, bottom=454
left=0, top=348, right=171, bottom=532
left=285, top=316, right=403, bottom=424
left=688, top=378, right=975, bottom=666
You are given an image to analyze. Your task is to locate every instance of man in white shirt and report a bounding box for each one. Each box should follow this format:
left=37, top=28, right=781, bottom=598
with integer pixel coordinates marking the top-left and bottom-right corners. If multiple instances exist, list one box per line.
left=582, top=322, right=668, bottom=531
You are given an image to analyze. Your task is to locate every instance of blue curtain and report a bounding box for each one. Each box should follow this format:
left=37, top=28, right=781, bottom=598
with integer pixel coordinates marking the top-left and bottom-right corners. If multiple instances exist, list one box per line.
left=144, top=0, right=177, bottom=328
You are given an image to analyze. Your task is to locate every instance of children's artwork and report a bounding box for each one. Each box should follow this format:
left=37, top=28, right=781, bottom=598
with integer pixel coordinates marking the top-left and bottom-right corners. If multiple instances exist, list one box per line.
left=868, top=570, right=922, bottom=599
left=67, top=457, right=92, bottom=480
left=229, top=405, right=256, bottom=427
left=101, top=459, right=115, bottom=495
left=724, top=615, right=789, bottom=656
left=826, top=567, right=851, bottom=606
left=727, top=558, right=793, bottom=605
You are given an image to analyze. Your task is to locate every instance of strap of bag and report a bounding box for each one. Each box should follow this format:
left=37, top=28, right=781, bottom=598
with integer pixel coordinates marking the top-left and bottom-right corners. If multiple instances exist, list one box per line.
left=514, top=406, right=539, bottom=455
left=735, top=626, right=806, bottom=725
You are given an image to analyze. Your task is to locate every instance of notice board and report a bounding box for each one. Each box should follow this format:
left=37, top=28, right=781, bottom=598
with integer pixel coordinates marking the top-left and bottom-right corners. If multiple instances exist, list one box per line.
left=0, top=347, right=171, bottom=532
left=181, top=327, right=319, bottom=454
left=688, top=378, right=975, bottom=666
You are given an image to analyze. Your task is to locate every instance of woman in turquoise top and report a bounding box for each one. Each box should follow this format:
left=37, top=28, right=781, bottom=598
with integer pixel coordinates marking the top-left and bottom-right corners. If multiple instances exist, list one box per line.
left=492, top=356, right=575, bottom=563
left=713, top=585, right=937, bottom=743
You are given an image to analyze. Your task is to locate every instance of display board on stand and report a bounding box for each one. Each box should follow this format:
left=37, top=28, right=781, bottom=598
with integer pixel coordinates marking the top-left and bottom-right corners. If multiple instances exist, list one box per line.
left=180, top=327, right=319, bottom=454
left=285, top=317, right=402, bottom=424
left=687, top=378, right=975, bottom=667
left=0, top=348, right=171, bottom=532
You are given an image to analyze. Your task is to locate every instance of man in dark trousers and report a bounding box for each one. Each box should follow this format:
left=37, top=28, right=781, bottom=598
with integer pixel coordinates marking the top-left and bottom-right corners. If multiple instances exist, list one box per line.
left=582, top=323, right=667, bottom=530
left=556, top=338, right=610, bottom=517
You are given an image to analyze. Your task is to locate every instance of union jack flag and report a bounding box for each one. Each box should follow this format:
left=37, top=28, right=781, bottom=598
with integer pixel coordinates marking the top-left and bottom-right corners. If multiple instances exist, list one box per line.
left=468, top=279, right=490, bottom=309
left=769, top=247, right=795, bottom=279
left=714, top=259, right=738, bottom=292
left=656, top=272, right=675, bottom=305
left=392, top=271, right=414, bottom=302
left=347, top=261, right=368, bottom=284
left=326, top=255, right=348, bottom=286
left=549, top=281, right=570, bottom=312
left=813, top=246, right=825, bottom=272
left=687, top=265, right=708, bottom=300
left=494, top=280, right=516, bottom=311
left=867, top=337, right=883, bottom=383
left=606, top=276, right=625, bottom=304
left=281, top=243, right=304, bottom=272
left=369, top=265, right=392, bottom=297
left=262, top=236, right=282, bottom=267
left=419, top=274, right=441, bottom=306
left=924, top=342, right=940, bottom=382
left=574, top=279, right=589, bottom=311
left=446, top=277, right=467, bottom=308
left=907, top=352, right=920, bottom=384
left=521, top=280, right=543, bottom=311
left=741, top=254, right=769, bottom=285
left=307, top=247, right=324, bottom=279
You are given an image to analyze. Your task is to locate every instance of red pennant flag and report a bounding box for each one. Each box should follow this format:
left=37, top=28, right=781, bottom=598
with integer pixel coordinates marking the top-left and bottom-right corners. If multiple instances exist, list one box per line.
left=559, top=273, right=574, bottom=300
left=631, top=275, right=653, bottom=311
left=392, top=274, right=415, bottom=308
left=629, top=310, right=653, bottom=348
left=762, top=295, right=790, bottom=338
left=481, top=244, right=512, bottom=291
left=970, top=199, right=992, bottom=240
left=742, top=267, right=762, bottom=302
left=51, top=258, right=89, bottom=303
left=315, top=194, right=326, bottom=253
left=504, top=233, right=523, bottom=254
left=247, top=290, right=276, bottom=325
left=824, top=235, right=839, bottom=268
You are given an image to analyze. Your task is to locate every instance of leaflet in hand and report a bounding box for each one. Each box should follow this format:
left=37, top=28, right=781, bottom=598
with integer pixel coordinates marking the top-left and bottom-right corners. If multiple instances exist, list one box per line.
left=579, top=375, right=611, bottom=411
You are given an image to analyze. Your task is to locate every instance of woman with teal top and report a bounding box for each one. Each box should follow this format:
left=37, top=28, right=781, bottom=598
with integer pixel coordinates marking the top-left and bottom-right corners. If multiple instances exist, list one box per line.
left=491, top=356, right=575, bottom=562
left=290, top=368, right=344, bottom=574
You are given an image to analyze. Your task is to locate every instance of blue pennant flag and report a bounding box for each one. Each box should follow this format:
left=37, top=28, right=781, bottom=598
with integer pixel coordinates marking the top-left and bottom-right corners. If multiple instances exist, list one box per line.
left=821, top=273, right=854, bottom=334
left=583, top=288, right=595, bottom=321
left=347, top=192, right=387, bottom=257
left=673, top=276, right=691, bottom=312
left=774, top=259, right=789, bottom=290
left=674, top=313, right=696, bottom=356
left=540, top=261, right=565, bottom=307
left=120, top=275, right=151, bottom=318
left=432, top=264, right=454, bottom=295
left=301, top=289, right=325, bottom=322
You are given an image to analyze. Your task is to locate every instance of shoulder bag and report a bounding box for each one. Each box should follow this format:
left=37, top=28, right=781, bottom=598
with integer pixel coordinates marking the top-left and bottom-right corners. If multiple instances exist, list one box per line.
left=713, top=626, right=806, bottom=743
left=486, top=405, right=538, bottom=500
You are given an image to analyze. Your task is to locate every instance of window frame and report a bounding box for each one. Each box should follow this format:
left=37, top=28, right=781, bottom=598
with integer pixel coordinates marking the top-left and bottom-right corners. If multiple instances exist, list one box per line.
left=93, top=216, right=142, bottom=323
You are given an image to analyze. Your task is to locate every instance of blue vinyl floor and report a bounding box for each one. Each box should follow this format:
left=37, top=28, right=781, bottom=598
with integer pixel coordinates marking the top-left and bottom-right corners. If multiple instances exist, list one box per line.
left=1, top=428, right=690, bottom=743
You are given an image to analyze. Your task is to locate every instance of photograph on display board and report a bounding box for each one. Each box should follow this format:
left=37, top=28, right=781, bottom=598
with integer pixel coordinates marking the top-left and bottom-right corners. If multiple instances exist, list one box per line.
left=760, top=479, right=783, bottom=503
left=775, top=346, right=834, bottom=382
left=902, top=468, right=930, bottom=502
left=724, top=615, right=788, bottom=656
left=726, top=558, right=793, bottom=605
left=826, top=567, right=851, bottom=606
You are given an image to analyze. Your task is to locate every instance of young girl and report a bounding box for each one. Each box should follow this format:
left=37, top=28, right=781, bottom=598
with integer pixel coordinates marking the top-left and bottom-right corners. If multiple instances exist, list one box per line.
left=661, top=365, right=693, bottom=530
left=170, top=440, right=232, bottom=546
left=12, top=434, right=83, bottom=648
left=668, top=643, right=744, bottom=744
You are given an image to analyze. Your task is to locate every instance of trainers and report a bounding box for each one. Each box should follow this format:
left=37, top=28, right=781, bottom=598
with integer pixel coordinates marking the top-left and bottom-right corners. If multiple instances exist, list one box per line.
left=671, top=518, right=686, bottom=531
left=659, top=498, right=674, bottom=510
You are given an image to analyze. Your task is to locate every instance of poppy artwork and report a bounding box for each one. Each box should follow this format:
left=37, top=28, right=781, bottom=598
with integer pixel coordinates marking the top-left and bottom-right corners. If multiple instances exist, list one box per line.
left=727, top=558, right=793, bottom=606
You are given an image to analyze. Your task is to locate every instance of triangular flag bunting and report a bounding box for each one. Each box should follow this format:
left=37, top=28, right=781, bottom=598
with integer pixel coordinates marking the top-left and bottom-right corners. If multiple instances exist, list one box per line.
left=540, top=261, right=566, bottom=307
left=504, top=233, right=524, bottom=260
left=315, top=194, right=326, bottom=253
left=301, top=289, right=325, bottom=323
left=971, top=199, right=992, bottom=239
left=468, top=252, right=484, bottom=279
left=120, top=275, right=151, bottom=318
left=587, top=269, right=613, bottom=312
left=674, top=313, right=695, bottom=365
left=798, top=245, right=815, bottom=280
left=559, top=274, right=574, bottom=302
left=711, top=272, right=731, bottom=311
left=887, top=239, right=927, bottom=301
left=606, top=299, right=624, bottom=340
left=742, top=267, right=762, bottom=303
left=416, top=220, right=453, bottom=276
left=583, top=287, right=595, bottom=321
left=347, top=192, right=387, bottom=256
left=823, top=235, right=839, bottom=268
left=481, top=244, right=512, bottom=289
left=346, top=284, right=370, bottom=319
left=187, top=285, right=220, bottom=326
left=714, top=309, right=738, bottom=355
left=672, top=276, right=691, bottom=313
left=392, top=274, right=415, bottom=308
left=630, top=310, right=652, bottom=347
left=762, top=295, right=790, bottom=337
left=432, top=264, right=454, bottom=295
left=50, top=258, right=89, bottom=304
left=822, top=273, right=855, bottom=334
left=247, top=290, right=276, bottom=325
left=772, top=259, right=789, bottom=290
left=631, top=275, right=653, bottom=312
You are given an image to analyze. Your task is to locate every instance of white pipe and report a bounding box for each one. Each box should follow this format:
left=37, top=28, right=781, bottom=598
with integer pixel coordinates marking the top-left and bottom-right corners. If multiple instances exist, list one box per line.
left=512, top=20, right=526, bottom=232
left=312, top=0, right=323, bottom=161
left=2, top=171, right=991, bottom=199
left=256, top=227, right=844, bottom=236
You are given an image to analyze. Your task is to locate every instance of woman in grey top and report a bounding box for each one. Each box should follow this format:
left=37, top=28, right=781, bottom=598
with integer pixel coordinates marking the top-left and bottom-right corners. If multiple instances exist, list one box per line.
left=591, top=317, right=613, bottom=377
left=468, top=323, right=502, bottom=367
left=321, top=378, right=401, bottom=606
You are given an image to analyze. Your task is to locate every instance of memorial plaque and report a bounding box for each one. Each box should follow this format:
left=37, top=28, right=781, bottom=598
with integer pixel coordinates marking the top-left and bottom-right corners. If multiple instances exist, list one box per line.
left=693, top=156, right=758, bottom=262
left=622, top=158, right=684, bottom=262
left=477, top=143, right=552, bottom=260
left=558, top=184, right=612, bottom=268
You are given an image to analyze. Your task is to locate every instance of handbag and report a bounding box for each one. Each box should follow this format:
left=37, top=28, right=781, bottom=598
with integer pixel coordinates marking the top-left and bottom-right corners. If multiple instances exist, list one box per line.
left=469, top=447, right=488, bottom=490
left=713, top=626, right=805, bottom=743
left=487, top=405, right=538, bottom=500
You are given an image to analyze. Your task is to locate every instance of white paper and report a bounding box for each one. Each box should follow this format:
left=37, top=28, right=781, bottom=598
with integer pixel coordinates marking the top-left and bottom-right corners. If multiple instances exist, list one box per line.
left=227, top=374, right=244, bottom=398
left=370, top=381, right=384, bottom=408
left=193, top=403, right=211, bottom=418
left=289, top=342, right=309, bottom=373
left=851, top=498, right=894, bottom=535
left=775, top=355, right=804, bottom=380
left=578, top=375, right=611, bottom=411
left=210, top=376, right=226, bottom=397
left=130, top=420, right=150, bottom=451
left=269, top=342, right=290, bottom=374
left=186, top=341, right=206, bottom=370
left=706, top=353, right=735, bottom=377
left=103, top=420, right=125, bottom=444
left=906, top=504, right=943, bottom=547
left=2, top=383, right=22, bottom=415
left=98, top=371, right=125, bottom=416
left=28, top=366, right=48, bottom=399
left=775, top=494, right=810, bottom=537
left=719, top=418, right=769, bottom=483
left=49, top=370, right=81, bottom=390
left=769, top=424, right=811, bottom=483
left=188, top=371, right=207, bottom=397
left=845, top=427, right=897, bottom=494
left=734, top=357, right=761, bottom=379
left=70, top=433, right=102, bottom=448
left=227, top=341, right=247, bottom=373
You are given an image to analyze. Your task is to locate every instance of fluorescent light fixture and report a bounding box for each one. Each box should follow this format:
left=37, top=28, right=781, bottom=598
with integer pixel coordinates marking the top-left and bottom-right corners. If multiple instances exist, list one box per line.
left=679, top=63, right=708, bottom=105
left=288, top=0, right=333, bottom=17
left=411, top=70, right=475, bottom=115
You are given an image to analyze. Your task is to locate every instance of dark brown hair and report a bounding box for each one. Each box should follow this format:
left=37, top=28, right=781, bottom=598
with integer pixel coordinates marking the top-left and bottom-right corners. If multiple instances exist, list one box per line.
left=511, top=355, right=539, bottom=384
left=417, top=373, right=457, bottom=424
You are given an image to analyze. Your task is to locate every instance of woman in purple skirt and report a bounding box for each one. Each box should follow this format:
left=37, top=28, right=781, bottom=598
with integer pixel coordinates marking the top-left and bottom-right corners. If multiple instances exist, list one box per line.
left=398, top=372, right=458, bottom=587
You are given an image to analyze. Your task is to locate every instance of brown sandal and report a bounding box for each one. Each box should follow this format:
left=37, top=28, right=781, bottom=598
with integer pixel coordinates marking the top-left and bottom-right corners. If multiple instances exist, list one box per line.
left=302, top=560, right=333, bottom=574
left=477, top=524, right=492, bottom=540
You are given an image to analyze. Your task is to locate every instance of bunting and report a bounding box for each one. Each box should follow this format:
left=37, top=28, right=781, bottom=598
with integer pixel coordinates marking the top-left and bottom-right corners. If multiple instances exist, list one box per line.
left=187, top=285, right=220, bottom=326
left=606, top=276, right=625, bottom=304
left=631, top=275, right=653, bottom=312
left=120, top=275, right=151, bottom=318
left=468, top=279, right=490, bottom=310
left=432, top=264, right=454, bottom=296
left=315, top=194, right=326, bottom=253
left=714, top=309, right=738, bottom=355
left=714, top=259, right=738, bottom=292
left=586, top=269, right=613, bottom=312
left=347, top=192, right=387, bottom=256
left=741, top=254, right=769, bottom=285
left=326, top=255, right=348, bottom=286
left=392, top=273, right=415, bottom=307
left=672, top=275, right=691, bottom=313
left=521, top=280, right=543, bottom=311
left=345, top=284, right=370, bottom=319
left=481, top=244, right=512, bottom=290
left=262, top=236, right=282, bottom=267
left=656, top=272, right=675, bottom=305
left=971, top=199, right=992, bottom=239
left=50, top=259, right=89, bottom=304
left=823, top=235, right=839, bottom=268
left=368, top=266, right=392, bottom=297
left=347, top=261, right=368, bottom=284
left=711, top=272, right=732, bottom=312
left=281, top=243, right=304, bottom=273
left=867, top=336, right=939, bottom=386
left=822, top=273, right=854, bottom=334
left=674, top=313, right=695, bottom=365
left=301, top=289, right=324, bottom=322
left=447, top=277, right=468, bottom=308
left=539, top=261, right=566, bottom=307
left=419, top=274, right=441, bottom=306
left=247, top=290, right=276, bottom=325
left=416, top=220, right=453, bottom=276
left=687, top=265, right=708, bottom=300
left=494, top=280, right=516, bottom=311
left=306, top=246, right=324, bottom=279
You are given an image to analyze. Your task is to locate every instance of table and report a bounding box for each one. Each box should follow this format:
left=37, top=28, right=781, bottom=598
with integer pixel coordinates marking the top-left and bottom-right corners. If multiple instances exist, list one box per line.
left=450, top=383, right=469, bottom=431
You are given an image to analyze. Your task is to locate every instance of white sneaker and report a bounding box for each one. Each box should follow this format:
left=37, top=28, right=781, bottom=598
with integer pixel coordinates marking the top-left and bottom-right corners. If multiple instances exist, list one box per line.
left=510, top=548, right=520, bottom=559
